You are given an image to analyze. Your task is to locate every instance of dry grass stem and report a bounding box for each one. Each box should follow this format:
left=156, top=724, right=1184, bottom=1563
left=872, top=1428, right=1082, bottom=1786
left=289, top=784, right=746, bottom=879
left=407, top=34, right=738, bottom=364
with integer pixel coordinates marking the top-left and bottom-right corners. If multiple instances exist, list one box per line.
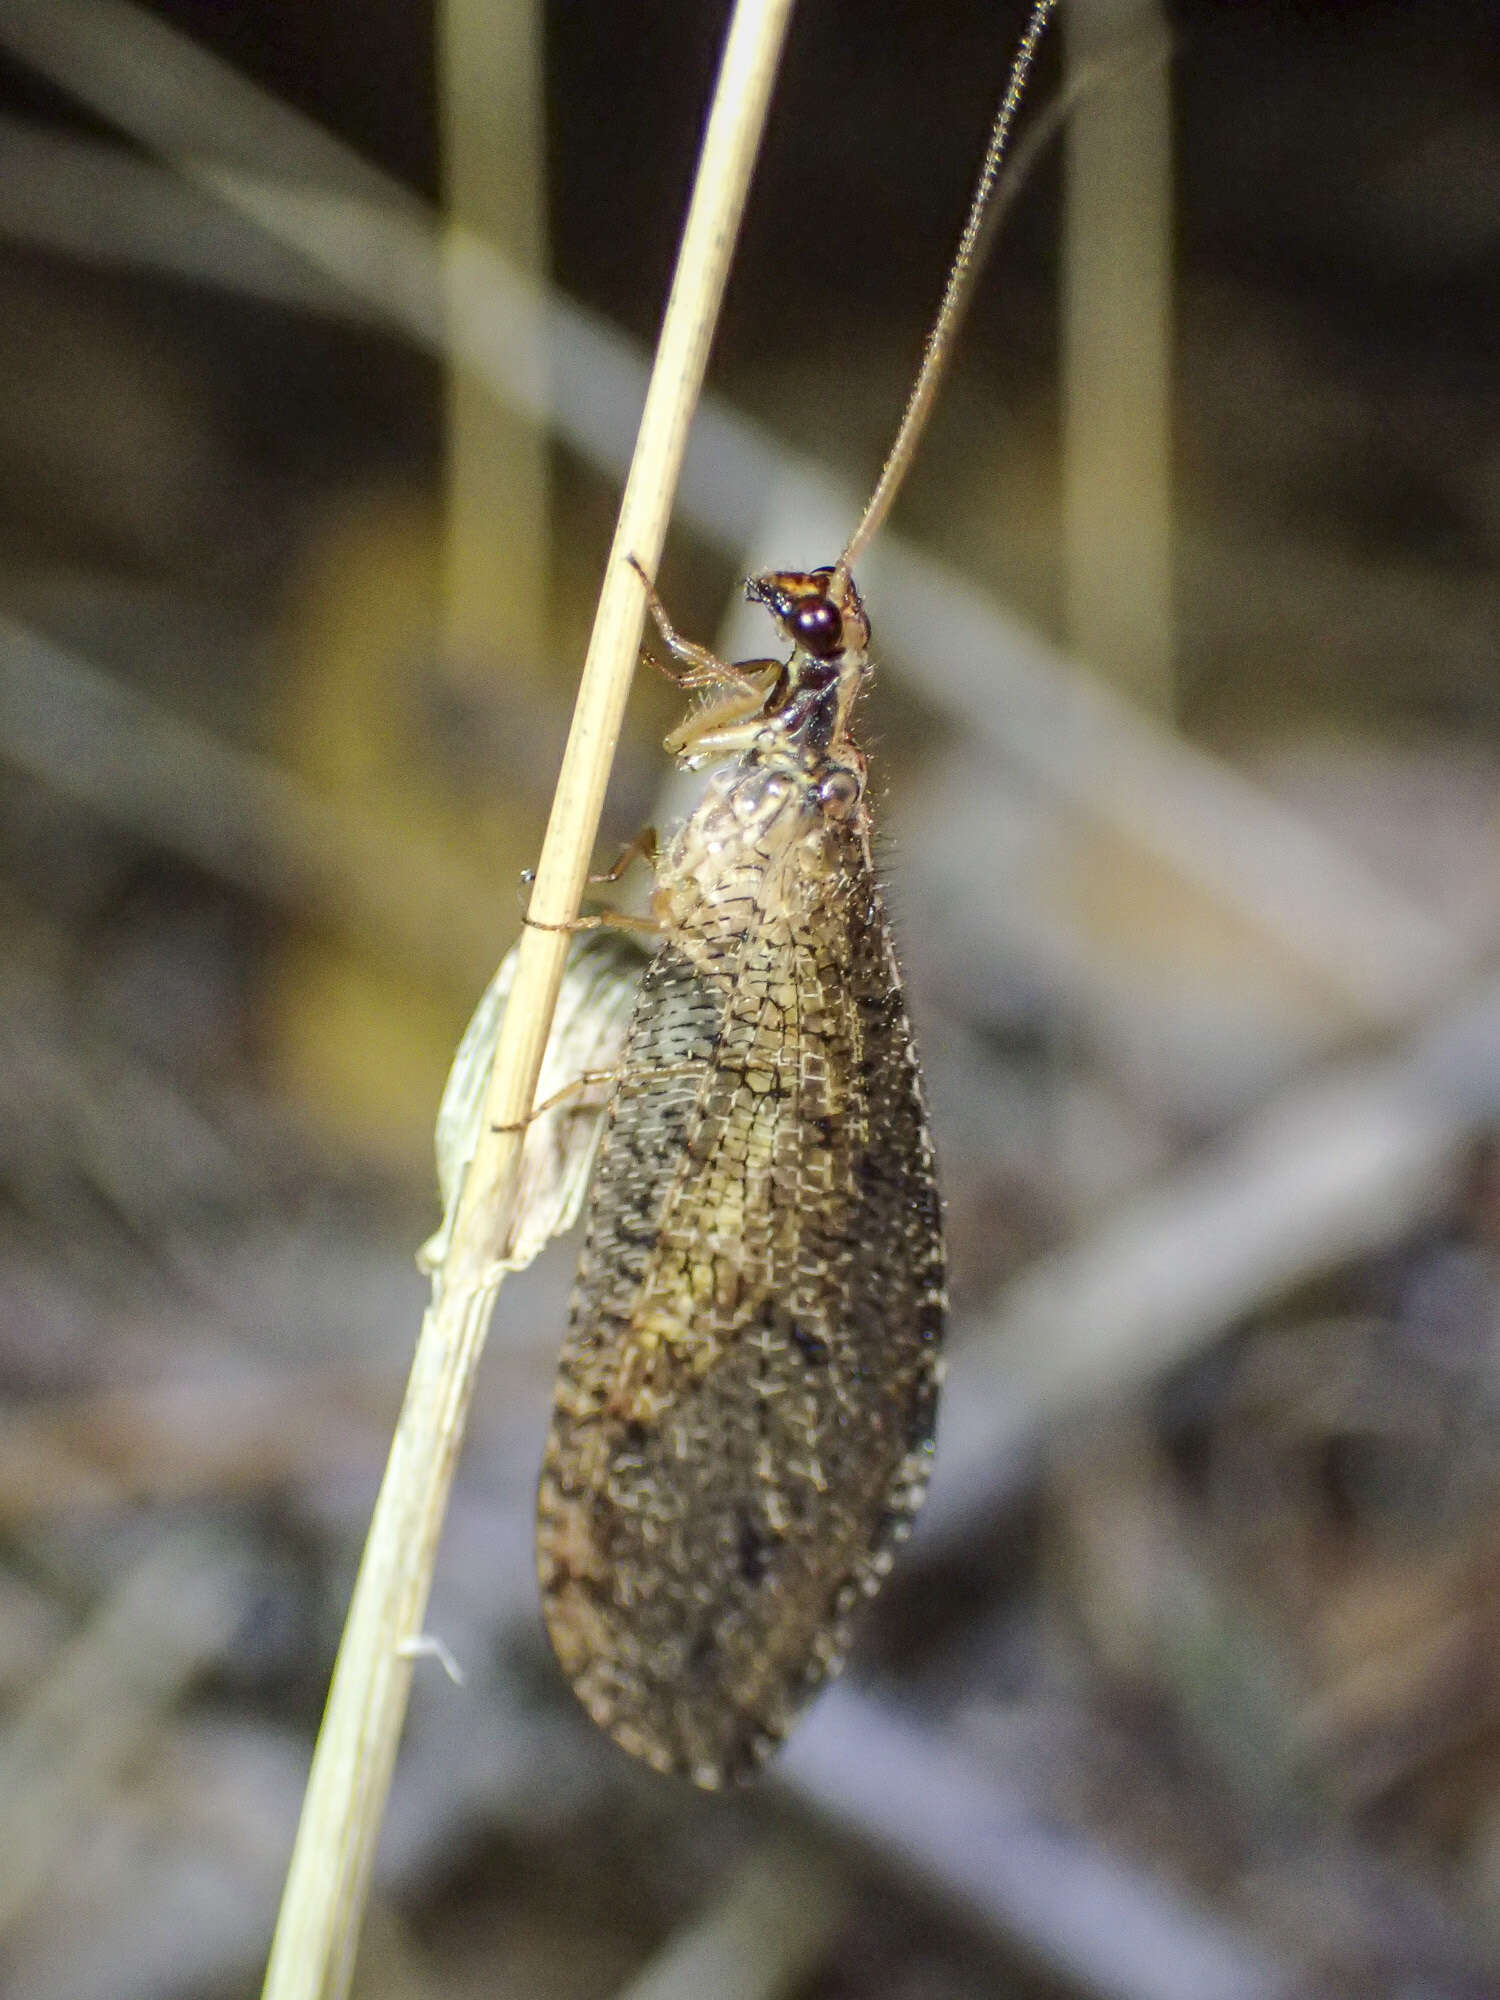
left=259, top=5, right=796, bottom=1997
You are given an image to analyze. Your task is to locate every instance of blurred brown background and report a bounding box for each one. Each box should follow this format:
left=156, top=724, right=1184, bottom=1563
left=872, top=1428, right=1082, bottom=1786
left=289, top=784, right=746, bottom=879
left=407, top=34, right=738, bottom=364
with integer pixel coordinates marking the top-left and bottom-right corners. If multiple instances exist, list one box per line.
left=1, top=2, right=1498, bottom=1996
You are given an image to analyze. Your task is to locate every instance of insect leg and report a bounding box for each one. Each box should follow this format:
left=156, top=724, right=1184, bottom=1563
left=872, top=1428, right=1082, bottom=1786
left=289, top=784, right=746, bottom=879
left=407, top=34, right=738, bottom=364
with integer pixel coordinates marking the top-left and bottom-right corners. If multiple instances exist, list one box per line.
left=520, top=827, right=659, bottom=896
left=626, top=554, right=766, bottom=693
left=522, top=907, right=664, bottom=939
left=519, top=826, right=665, bottom=938
left=589, top=825, right=659, bottom=885
left=492, top=1067, right=620, bottom=1133
left=493, top=1057, right=704, bottom=1133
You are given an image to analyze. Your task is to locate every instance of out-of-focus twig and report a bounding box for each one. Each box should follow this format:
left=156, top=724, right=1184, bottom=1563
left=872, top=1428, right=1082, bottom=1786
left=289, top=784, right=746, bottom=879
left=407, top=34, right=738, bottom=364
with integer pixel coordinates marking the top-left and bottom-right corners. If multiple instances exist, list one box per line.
left=0, top=612, right=503, bottom=991
left=781, top=1683, right=1294, bottom=2000
left=0, top=1371, right=403, bottom=1523
left=926, top=966, right=1500, bottom=1547
left=1, top=1717, right=310, bottom=2000
left=612, top=1838, right=851, bottom=2000
left=0, top=1532, right=252, bottom=1935
left=0, top=0, right=405, bottom=202
left=0, top=114, right=380, bottom=313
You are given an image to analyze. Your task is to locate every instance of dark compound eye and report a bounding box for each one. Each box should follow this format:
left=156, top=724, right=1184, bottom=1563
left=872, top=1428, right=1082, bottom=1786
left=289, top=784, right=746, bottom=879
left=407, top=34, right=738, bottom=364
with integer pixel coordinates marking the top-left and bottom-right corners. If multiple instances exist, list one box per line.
left=789, top=597, right=842, bottom=659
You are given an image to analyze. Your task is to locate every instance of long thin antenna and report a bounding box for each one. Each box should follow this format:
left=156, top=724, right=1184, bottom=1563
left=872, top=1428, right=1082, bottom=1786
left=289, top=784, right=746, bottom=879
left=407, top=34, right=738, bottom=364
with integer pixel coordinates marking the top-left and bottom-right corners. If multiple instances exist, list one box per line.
left=834, top=0, right=1056, bottom=589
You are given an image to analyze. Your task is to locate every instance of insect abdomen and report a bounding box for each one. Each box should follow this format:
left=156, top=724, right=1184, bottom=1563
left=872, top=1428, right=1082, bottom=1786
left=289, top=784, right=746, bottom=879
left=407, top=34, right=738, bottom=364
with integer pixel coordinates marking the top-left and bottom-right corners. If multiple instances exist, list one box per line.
left=536, top=827, right=944, bottom=1788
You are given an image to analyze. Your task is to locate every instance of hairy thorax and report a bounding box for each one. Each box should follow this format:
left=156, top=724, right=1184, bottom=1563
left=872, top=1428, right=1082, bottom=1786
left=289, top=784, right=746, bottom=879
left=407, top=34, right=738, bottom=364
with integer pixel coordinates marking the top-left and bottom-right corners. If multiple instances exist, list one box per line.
left=655, top=755, right=866, bottom=980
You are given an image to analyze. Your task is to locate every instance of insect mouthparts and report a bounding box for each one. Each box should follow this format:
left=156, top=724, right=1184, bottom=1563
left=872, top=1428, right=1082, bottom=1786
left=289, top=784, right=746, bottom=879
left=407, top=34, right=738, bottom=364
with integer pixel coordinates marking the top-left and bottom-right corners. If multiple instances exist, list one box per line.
left=742, top=570, right=801, bottom=615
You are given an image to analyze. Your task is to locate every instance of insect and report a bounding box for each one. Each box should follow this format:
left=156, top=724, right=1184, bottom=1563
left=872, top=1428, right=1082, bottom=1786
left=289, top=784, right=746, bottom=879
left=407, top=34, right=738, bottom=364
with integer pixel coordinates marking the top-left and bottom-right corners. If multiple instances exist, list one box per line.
left=526, top=2, right=1057, bottom=1787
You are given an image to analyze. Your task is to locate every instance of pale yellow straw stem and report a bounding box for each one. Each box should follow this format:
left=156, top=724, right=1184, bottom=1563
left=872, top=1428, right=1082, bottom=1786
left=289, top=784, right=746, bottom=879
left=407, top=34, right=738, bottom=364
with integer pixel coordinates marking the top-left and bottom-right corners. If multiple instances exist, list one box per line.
left=260, top=6, right=797, bottom=1997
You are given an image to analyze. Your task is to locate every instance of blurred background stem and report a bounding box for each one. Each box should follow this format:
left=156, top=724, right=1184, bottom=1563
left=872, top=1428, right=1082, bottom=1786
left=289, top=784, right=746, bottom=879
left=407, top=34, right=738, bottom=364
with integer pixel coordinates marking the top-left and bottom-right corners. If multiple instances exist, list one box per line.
left=438, top=0, right=551, bottom=691
left=1062, top=0, right=1173, bottom=715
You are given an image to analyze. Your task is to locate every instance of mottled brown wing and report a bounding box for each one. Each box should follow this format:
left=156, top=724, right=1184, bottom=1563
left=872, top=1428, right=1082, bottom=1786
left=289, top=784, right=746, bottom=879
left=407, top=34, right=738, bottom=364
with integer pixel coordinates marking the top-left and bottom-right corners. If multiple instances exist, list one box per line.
left=537, top=832, right=944, bottom=1788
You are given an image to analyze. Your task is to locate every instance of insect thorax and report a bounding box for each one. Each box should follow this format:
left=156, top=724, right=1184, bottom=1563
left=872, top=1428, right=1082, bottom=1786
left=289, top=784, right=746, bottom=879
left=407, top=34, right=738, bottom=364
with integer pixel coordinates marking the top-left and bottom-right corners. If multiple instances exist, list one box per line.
left=652, top=563, right=875, bottom=957
left=657, top=754, right=867, bottom=963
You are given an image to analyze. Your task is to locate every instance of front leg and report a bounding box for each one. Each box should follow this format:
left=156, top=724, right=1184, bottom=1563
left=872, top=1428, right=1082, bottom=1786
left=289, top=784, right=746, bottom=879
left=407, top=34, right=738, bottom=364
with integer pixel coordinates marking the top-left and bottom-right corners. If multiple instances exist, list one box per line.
left=626, top=555, right=768, bottom=694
